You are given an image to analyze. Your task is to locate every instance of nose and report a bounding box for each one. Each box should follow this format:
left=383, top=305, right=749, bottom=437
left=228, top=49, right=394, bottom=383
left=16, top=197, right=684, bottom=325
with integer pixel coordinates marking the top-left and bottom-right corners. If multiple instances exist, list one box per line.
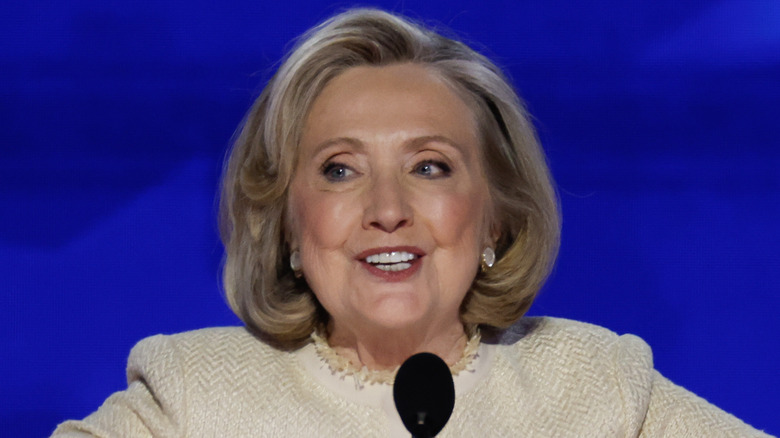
left=362, top=174, right=413, bottom=233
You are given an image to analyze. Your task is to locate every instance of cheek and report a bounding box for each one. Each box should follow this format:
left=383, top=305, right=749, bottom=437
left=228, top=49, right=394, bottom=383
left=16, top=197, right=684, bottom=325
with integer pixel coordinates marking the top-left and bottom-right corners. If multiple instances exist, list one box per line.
left=290, top=188, right=356, bottom=251
left=421, top=189, right=490, bottom=250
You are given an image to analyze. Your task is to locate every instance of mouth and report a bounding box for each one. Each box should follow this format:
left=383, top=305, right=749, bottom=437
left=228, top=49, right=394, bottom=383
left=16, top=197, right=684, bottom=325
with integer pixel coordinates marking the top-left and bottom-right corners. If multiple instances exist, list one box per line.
left=364, top=251, right=419, bottom=271
left=356, top=247, right=424, bottom=279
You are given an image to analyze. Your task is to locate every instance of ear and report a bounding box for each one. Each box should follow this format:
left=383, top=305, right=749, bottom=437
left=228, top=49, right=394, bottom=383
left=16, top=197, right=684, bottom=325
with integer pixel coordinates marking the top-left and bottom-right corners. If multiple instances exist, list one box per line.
left=484, top=208, right=502, bottom=250
left=489, top=220, right=502, bottom=247
left=282, top=200, right=299, bottom=251
left=286, top=236, right=298, bottom=252
left=284, top=219, right=300, bottom=251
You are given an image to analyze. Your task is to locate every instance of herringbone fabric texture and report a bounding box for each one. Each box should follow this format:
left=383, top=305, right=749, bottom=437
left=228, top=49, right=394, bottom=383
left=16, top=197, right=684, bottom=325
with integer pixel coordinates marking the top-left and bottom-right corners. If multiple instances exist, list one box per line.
left=52, top=317, right=772, bottom=437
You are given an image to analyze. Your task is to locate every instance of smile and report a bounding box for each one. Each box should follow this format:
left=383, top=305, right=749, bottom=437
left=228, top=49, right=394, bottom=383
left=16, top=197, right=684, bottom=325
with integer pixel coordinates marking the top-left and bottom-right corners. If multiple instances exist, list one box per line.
left=356, top=247, right=425, bottom=280
left=365, top=251, right=418, bottom=271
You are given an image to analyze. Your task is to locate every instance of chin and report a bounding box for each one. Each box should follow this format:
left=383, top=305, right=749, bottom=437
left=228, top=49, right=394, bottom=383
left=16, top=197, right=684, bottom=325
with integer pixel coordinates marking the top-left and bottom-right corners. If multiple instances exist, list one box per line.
left=357, top=297, right=435, bottom=331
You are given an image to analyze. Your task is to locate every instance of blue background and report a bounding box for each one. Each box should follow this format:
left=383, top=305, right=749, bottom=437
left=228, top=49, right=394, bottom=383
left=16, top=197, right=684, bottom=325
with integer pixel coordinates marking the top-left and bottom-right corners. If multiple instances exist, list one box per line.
left=2, top=1, right=778, bottom=436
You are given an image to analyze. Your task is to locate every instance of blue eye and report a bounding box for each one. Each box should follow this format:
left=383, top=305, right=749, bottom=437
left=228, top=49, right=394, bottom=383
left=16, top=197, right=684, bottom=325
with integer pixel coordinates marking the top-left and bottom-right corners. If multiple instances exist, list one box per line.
left=321, top=162, right=355, bottom=182
left=413, top=160, right=451, bottom=178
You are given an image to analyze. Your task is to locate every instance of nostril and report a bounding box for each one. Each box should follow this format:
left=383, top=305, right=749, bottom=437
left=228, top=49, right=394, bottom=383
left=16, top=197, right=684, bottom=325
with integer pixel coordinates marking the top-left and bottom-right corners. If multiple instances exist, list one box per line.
left=370, top=218, right=409, bottom=233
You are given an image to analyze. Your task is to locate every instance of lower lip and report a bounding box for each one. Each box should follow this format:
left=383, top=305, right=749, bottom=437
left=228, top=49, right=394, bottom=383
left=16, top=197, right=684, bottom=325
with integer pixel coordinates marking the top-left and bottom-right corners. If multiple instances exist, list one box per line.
left=360, top=258, right=422, bottom=282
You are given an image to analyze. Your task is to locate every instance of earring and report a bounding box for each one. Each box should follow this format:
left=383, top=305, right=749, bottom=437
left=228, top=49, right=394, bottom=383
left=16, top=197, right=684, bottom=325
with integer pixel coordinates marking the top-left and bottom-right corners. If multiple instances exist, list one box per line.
left=290, top=250, right=302, bottom=277
left=481, top=247, right=495, bottom=271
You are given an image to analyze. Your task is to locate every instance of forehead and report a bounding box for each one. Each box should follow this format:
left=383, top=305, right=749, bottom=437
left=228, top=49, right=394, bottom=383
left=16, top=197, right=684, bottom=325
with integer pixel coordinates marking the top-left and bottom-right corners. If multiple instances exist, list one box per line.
left=300, top=63, right=481, bottom=156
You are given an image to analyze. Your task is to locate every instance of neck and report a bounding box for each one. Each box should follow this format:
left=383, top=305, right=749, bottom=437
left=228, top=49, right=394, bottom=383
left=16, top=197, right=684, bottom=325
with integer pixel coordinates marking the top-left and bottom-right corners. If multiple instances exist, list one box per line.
left=325, top=320, right=468, bottom=370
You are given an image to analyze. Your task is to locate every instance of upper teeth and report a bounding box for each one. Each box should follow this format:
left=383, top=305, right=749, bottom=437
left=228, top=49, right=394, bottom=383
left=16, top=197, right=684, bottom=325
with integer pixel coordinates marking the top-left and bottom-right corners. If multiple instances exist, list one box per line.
left=365, top=251, right=416, bottom=264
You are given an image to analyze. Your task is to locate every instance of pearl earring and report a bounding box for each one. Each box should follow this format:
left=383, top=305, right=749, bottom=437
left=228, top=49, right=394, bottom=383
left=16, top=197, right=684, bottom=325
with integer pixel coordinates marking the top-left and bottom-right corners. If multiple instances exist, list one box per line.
left=290, top=250, right=302, bottom=276
left=481, top=247, right=495, bottom=271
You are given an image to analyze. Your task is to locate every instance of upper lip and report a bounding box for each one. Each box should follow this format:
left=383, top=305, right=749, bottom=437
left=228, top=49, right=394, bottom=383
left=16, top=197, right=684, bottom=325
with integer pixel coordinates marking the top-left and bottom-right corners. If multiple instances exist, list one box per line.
left=355, top=246, right=425, bottom=262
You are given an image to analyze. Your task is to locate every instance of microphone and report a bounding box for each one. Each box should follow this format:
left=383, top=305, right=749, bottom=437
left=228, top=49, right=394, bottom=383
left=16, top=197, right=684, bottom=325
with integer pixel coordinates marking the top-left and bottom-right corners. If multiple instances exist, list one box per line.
left=393, top=352, right=455, bottom=438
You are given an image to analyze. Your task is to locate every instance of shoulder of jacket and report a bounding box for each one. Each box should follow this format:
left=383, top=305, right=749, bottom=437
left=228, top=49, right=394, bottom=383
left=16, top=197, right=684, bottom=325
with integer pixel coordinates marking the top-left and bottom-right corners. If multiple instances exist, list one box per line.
left=495, top=316, right=653, bottom=371
left=126, top=326, right=284, bottom=380
left=129, top=326, right=260, bottom=355
left=493, top=316, right=656, bottom=431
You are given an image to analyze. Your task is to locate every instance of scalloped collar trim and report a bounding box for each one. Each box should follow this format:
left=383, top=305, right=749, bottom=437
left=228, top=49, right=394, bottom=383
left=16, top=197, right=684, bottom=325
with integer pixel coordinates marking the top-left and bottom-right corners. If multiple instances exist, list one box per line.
left=310, top=327, right=481, bottom=389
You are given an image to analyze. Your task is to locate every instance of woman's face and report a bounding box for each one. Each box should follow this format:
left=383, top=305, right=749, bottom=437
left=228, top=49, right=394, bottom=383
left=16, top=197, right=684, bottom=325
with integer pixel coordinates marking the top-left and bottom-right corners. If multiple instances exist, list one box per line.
left=288, top=63, right=494, bottom=335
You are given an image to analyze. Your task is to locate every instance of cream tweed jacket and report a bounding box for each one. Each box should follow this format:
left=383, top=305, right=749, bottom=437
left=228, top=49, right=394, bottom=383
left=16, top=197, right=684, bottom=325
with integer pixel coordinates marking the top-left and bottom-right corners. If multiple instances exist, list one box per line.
left=52, top=317, right=771, bottom=437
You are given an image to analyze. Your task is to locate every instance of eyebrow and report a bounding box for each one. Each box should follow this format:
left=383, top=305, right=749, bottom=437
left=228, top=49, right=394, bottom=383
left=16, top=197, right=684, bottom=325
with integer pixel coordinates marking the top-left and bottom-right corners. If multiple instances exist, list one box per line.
left=308, top=134, right=469, bottom=159
left=405, top=135, right=468, bottom=156
left=309, top=137, right=365, bottom=158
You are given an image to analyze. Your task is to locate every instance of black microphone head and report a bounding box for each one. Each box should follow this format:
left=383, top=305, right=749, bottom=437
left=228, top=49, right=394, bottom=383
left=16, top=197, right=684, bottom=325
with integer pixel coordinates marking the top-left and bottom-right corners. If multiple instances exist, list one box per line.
left=393, top=352, right=455, bottom=437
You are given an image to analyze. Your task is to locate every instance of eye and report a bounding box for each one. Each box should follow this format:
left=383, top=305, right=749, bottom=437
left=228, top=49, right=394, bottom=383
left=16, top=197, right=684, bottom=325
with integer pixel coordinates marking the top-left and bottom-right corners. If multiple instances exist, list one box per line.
left=413, top=159, right=452, bottom=178
left=321, top=161, right=356, bottom=182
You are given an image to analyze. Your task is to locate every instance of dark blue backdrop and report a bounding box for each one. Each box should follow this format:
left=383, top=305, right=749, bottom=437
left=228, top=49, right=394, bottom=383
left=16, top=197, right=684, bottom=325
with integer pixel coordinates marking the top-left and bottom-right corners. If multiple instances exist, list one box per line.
left=2, top=1, right=778, bottom=436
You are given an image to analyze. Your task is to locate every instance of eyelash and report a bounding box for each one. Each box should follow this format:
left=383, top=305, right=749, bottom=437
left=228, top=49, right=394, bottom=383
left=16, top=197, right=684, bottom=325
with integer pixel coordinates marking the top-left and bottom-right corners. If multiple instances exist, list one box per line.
left=319, top=159, right=452, bottom=182
left=320, top=161, right=355, bottom=182
left=413, top=159, right=452, bottom=178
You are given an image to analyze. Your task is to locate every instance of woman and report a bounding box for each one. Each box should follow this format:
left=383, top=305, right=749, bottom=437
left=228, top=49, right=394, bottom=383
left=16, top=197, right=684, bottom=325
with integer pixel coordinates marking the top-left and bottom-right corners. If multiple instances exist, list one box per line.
left=52, top=8, right=770, bottom=437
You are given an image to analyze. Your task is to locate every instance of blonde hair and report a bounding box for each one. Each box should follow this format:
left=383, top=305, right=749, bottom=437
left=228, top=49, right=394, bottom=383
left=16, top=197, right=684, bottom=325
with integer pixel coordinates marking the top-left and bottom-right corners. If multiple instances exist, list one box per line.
left=220, top=8, right=560, bottom=346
